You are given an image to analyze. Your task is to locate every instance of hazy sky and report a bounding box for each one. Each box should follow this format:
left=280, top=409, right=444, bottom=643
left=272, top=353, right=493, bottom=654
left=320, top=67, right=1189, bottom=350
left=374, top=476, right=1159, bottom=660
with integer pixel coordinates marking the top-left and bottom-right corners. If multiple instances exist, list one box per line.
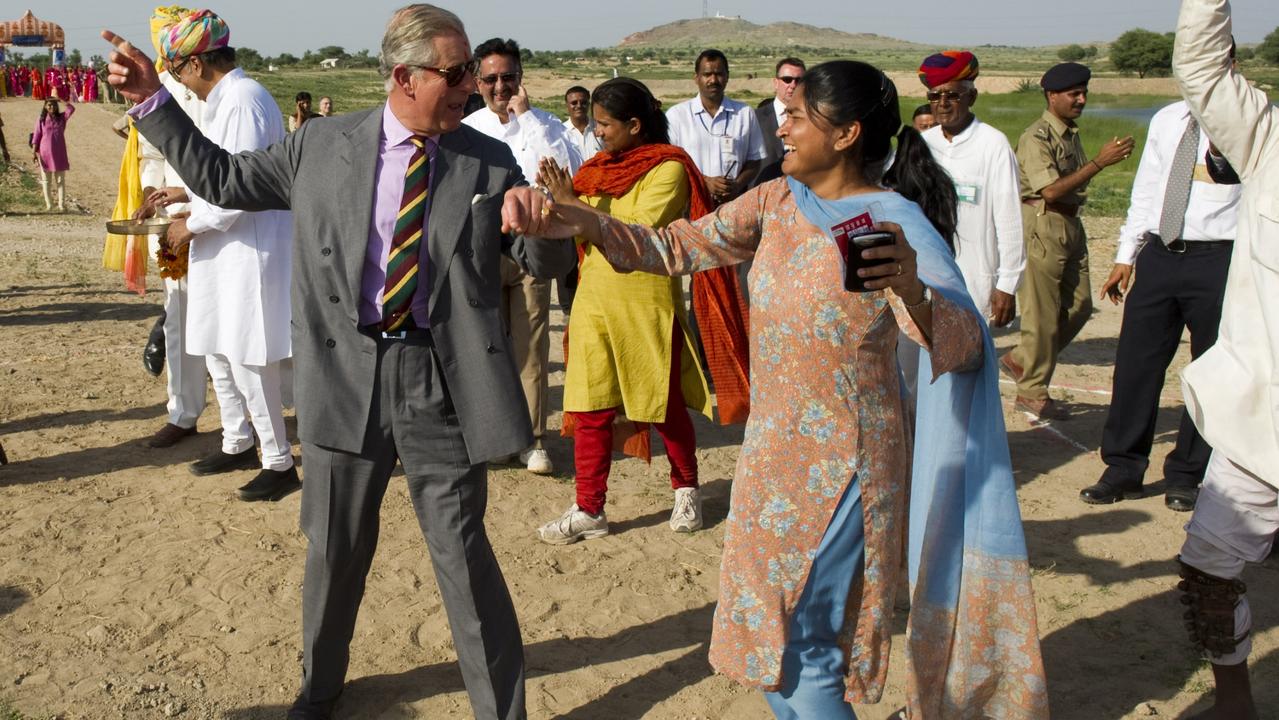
left=13, top=1, right=1279, bottom=59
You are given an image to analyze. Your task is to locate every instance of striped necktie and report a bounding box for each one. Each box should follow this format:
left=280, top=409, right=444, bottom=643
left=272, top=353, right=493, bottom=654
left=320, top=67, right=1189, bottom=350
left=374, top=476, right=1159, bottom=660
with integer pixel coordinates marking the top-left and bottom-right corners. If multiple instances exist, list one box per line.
left=382, top=135, right=430, bottom=331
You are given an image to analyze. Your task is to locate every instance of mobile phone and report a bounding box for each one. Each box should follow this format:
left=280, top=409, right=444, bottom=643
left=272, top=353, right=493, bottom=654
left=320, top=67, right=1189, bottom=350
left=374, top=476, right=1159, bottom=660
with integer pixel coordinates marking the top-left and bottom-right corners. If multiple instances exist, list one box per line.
left=843, top=231, right=897, bottom=292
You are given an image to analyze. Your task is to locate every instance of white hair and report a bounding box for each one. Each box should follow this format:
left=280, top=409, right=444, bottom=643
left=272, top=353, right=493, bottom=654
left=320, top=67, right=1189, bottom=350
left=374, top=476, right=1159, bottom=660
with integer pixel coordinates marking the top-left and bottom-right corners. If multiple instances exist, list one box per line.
left=379, top=4, right=466, bottom=92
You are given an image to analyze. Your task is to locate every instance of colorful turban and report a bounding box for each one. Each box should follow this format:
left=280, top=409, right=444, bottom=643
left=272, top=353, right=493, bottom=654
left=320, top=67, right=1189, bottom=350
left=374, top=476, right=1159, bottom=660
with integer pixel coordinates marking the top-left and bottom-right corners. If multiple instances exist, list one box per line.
left=150, top=5, right=192, bottom=70
left=160, top=9, right=230, bottom=61
left=918, top=51, right=979, bottom=88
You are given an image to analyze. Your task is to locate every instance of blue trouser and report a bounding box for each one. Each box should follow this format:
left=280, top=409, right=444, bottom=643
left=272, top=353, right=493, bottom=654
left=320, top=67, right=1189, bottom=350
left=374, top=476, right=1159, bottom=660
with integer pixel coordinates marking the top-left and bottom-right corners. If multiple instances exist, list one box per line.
left=764, top=478, right=864, bottom=720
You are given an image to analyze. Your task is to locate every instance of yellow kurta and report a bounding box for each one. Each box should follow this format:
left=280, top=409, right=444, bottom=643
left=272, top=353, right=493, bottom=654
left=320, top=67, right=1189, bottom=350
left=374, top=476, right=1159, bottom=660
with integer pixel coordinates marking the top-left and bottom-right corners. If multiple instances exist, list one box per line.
left=563, top=160, right=712, bottom=422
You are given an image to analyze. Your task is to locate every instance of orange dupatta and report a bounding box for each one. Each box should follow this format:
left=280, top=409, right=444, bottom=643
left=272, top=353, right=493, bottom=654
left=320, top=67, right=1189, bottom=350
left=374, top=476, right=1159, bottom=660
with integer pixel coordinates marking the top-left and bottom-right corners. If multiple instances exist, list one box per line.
left=559, top=144, right=751, bottom=459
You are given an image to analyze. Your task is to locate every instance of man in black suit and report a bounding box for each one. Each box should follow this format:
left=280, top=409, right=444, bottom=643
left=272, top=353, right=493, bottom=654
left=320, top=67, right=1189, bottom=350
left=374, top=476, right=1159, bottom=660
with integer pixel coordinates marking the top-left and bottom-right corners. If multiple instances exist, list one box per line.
left=753, top=57, right=805, bottom=186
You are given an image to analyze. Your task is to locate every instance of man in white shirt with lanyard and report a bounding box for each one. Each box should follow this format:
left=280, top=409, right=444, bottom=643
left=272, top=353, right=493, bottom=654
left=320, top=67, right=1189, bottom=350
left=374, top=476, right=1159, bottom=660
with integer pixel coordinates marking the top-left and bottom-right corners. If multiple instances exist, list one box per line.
left=1081, top=75, right=1241, bottom=512
left=462, top=37, right=581, bottom=476
left=918, top=50, right=1024, bottom=327
left=665, top=49, right=765, bottom=206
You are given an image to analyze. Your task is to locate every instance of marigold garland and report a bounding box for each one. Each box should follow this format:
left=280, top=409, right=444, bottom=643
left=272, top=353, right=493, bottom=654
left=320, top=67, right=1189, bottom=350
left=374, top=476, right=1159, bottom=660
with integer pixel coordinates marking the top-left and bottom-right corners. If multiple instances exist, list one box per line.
left=156, top=238, right=189, bottom=280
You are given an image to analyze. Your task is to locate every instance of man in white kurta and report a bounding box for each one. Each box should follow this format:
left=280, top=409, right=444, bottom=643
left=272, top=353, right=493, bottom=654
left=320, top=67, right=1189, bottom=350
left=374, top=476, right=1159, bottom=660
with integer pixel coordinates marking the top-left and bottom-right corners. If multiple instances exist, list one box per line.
left=157, top=11, right=296, bottom=500
left=918, top=51, right=1024, bottom=325
left=1173, top=1, right=1279, bottom=716
left=138, top=66, right=208, bottom=448
left=462, top=37, right=581, bottom=476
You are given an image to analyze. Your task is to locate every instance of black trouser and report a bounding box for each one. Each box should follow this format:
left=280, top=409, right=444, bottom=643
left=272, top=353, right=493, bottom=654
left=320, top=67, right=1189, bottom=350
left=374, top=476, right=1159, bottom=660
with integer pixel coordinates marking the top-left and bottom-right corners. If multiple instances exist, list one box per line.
left=1099, top=239, right=1233, bottom=491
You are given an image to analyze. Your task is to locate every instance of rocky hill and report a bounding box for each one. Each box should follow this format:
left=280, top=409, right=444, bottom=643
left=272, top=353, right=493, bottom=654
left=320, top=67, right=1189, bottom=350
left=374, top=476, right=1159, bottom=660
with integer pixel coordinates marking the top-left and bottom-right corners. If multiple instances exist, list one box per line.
left=618, top=17, right=926, bottom=51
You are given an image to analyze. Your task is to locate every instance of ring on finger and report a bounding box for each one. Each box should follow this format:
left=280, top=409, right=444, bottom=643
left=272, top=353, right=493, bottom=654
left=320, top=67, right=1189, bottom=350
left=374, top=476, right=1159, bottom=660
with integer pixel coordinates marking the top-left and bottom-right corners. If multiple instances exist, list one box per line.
left=895, top=263, right=903, bottom=276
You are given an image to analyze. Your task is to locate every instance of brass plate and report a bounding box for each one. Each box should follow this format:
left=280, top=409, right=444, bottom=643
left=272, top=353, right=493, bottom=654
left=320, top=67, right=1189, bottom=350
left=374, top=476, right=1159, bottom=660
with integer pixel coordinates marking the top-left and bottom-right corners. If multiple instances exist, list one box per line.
left=105, top=217, right=172, bottom=236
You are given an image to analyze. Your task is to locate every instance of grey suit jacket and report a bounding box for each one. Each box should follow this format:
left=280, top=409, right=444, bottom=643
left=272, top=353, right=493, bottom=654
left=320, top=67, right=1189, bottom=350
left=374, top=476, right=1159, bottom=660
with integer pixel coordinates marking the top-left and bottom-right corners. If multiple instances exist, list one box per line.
left=135, top=98, right=575, bottom=463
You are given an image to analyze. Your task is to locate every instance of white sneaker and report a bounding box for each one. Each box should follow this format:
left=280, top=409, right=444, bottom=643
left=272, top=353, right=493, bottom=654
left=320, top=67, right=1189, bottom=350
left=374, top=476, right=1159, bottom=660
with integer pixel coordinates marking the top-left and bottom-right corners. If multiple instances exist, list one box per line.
left=670, top=487, right=703, bottom=532
left=538, top=504, right=608, bottom=545
left=520, top=447, right=554, bottom=475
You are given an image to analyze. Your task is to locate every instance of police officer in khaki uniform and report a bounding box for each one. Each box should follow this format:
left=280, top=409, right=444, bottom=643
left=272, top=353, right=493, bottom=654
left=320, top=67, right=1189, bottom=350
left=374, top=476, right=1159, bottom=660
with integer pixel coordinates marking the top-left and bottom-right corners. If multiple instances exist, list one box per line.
left=1002, top=62, right=1134, bottom=420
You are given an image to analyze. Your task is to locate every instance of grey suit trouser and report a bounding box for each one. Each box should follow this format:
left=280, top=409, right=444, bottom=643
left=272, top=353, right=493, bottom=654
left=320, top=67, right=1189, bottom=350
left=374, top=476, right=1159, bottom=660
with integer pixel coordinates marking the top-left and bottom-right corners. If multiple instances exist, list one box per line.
left=298, top=332, right=526, bottom=720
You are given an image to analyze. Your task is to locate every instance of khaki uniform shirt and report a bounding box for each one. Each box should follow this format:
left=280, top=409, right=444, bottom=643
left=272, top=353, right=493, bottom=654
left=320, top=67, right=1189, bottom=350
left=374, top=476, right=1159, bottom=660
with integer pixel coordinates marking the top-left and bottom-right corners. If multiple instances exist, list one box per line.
left=1016, top=110, right=1089, bottom=208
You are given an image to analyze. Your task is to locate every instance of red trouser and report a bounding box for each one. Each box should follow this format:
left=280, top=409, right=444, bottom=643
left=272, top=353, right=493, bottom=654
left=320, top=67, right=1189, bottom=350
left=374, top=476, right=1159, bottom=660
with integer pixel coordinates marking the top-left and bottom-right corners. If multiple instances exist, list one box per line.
left=570, top=328, right=698, bottom=516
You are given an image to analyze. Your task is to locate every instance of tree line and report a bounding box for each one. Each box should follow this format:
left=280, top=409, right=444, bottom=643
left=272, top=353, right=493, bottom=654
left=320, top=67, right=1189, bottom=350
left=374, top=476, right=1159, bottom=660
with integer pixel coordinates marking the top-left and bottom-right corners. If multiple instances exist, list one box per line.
left=1075, top=25, right=1279, bottom=79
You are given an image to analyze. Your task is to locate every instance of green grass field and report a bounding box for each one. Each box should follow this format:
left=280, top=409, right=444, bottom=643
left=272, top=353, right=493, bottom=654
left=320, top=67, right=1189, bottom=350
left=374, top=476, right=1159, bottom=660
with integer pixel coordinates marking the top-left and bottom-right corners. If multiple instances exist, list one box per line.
left=0, top=163, right=48, bottom=214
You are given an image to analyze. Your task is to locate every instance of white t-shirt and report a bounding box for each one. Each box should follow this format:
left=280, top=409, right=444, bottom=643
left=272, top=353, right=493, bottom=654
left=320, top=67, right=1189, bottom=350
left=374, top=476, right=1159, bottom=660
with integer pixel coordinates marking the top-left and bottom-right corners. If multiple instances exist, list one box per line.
left=923, top=118, right=1025, bottom=318
left=665, top=96, right=765, bottom=178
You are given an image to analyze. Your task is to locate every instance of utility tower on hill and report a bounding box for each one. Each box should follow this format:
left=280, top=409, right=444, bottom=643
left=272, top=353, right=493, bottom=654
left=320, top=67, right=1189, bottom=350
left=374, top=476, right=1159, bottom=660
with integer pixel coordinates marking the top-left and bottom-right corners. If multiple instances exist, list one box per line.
left=702, top=1, right=708, bottom=18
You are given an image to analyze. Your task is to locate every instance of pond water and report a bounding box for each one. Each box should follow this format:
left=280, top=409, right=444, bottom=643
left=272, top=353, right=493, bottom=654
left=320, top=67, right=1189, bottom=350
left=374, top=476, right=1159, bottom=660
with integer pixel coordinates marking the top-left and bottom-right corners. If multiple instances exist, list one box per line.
left=1085, top=105, right=1166, bottom=125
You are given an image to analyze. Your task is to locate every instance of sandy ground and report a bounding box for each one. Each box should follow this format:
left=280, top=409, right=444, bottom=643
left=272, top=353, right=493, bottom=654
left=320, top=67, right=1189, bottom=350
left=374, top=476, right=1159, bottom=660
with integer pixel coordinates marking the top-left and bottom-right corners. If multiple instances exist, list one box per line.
left=0, top=96, right=1276, bottom=720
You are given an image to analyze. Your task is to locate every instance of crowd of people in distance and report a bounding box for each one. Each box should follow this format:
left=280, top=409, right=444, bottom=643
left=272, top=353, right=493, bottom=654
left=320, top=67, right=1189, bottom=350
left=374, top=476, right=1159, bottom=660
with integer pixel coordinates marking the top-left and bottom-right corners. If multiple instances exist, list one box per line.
left=53, top=0, right=1277, bottom=717
left=1, top=63, right=102, bottom=102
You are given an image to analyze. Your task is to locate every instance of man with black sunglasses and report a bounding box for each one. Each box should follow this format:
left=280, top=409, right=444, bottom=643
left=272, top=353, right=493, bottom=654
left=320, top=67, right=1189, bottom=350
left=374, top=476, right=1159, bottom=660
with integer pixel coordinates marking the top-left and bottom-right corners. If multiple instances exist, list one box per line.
left=463, top=37, right=581, bottom=477
left=754, top=56, right=804, bottom=180
left=103, top=5, right=574, bottom=718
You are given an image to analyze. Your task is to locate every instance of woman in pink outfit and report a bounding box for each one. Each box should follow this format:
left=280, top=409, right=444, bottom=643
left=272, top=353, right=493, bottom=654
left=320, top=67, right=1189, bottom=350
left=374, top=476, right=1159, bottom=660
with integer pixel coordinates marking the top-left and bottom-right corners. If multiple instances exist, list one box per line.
left=31, top=99, right=75, bottom=211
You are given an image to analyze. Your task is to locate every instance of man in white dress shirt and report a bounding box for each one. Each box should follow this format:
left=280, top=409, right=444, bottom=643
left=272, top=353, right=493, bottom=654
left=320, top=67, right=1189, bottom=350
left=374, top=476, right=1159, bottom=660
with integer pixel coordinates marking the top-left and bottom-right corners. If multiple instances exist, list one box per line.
left=1171, top=3, right=1278, bottom=716
left=561, top=85, right=601, bottom=161
left=918, top=50, right=1024, bottom=327
left=462, top=37, right=581, bottom=476
left=156, top=10, right=297, bottom=501
left=665, top=49, right=765, bottom=206
left=1080, top=91, right=1240, bottom=512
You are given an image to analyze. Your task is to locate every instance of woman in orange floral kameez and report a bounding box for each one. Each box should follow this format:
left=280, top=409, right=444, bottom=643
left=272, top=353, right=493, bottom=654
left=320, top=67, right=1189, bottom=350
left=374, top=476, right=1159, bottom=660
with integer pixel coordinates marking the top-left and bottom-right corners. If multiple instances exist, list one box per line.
left=526, top=60, right=1048, bottom=719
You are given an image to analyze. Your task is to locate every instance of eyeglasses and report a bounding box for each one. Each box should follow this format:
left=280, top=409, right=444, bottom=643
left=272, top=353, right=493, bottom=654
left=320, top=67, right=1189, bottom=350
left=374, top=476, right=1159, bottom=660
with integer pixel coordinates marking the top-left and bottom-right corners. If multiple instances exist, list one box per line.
left=477, top=71, right=521, bottom=86
left=926, top=90, right=968, bottom=104
left=409, top=58, right=478, bottom=87
left=166, top=57, right=193, bottom=77
left=776, top=76, right=801, bottom=84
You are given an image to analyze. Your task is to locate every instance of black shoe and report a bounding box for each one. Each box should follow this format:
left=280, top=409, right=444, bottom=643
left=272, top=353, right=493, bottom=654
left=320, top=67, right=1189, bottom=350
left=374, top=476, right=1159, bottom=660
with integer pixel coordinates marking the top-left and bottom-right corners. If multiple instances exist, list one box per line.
left=189, top=447, right=258, bottom=476
left=237, top=465, right=301, bottom=501
left=288, top=693, right=338, bottom=720
left=1079, top=481, right=1143, bottom=505
left=142, top=313, right=166, bottom=377
left=1165, top=487, right=1199, bottom=512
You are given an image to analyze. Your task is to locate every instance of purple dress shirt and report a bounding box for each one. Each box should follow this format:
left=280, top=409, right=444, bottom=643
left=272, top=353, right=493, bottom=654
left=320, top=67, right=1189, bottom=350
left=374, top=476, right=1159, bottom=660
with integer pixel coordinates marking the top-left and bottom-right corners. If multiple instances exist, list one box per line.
left=360, top=105, right=437, bottom=327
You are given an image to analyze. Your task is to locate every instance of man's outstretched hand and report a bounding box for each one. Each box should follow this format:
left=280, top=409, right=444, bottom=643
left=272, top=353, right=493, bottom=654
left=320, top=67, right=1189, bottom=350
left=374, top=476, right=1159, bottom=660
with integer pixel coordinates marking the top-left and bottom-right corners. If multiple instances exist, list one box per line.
left=101, top=30, right=163, bottom=104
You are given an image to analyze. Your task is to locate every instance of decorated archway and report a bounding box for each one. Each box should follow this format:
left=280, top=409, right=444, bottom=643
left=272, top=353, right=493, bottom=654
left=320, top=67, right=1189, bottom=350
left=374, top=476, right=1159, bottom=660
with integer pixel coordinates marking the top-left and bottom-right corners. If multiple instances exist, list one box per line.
left=0, top=10, right=66, bottom=65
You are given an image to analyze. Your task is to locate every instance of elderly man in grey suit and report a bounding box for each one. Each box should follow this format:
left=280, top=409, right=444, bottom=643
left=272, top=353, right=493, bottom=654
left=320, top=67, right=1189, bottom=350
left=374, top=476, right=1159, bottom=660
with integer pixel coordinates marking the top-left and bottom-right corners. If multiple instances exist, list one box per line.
left=103, top=5, right=573, bottom=720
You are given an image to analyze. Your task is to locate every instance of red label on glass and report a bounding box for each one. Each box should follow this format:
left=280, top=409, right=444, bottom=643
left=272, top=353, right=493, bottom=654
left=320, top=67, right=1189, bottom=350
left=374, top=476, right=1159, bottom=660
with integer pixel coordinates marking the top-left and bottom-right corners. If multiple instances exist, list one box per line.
left=830, top=212, right=876, bottom=262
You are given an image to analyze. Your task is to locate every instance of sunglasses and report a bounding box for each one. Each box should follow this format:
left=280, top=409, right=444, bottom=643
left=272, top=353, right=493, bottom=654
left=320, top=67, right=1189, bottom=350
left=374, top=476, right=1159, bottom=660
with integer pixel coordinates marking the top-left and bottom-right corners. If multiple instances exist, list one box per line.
left=926, top=90, right=968, bottom=103
left=410, top=58, right=478, bottom=87
left=776, top=75, right=802, bottom=84
left=477, top=71, right=521, bottom=86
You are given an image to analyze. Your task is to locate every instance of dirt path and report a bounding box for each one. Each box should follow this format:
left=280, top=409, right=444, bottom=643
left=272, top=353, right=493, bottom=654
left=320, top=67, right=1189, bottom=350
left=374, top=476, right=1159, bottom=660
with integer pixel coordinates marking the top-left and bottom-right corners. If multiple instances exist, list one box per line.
left=0, top=95, right=1275, bottom=720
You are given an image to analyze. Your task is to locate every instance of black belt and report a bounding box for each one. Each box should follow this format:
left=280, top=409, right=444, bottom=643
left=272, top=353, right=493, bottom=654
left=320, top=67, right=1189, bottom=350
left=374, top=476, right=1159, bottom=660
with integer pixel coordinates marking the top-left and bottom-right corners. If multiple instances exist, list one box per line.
left=359, top=324, right=433, bottom=344
left=1154, top=238, right=1234, bottom=254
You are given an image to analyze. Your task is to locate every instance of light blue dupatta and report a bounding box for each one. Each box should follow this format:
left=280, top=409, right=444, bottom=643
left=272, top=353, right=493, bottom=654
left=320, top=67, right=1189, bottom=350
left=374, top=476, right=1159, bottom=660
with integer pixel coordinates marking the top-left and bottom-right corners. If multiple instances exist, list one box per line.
left=789, top=177, right=1049, bottom=718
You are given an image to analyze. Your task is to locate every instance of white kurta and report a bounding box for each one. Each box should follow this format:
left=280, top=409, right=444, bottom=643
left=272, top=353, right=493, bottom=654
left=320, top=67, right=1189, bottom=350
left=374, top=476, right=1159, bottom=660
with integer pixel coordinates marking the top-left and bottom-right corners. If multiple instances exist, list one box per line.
left=138, top=71, right=205, bottom=213
left=462, top=105, right=582, bottom=179
left=923, top=119, right=1025, bottom=319
left=184, top=68, right=292, bottom=367
left=1174, top=0, right=1279, bottom=481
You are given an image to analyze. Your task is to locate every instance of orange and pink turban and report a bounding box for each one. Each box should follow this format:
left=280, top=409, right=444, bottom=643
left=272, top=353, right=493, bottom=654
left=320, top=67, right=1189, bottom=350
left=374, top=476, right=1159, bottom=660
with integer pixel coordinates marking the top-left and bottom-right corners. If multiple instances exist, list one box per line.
left=918, top=51, right=979, bottom=88
left=159, top=9, right=230, bottom=61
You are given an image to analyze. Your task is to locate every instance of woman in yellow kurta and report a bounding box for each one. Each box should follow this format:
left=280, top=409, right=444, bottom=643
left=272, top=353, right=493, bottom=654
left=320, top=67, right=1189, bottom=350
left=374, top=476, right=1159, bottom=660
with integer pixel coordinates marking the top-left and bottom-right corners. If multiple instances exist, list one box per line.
left=537, top=78, right=713, bottom=545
